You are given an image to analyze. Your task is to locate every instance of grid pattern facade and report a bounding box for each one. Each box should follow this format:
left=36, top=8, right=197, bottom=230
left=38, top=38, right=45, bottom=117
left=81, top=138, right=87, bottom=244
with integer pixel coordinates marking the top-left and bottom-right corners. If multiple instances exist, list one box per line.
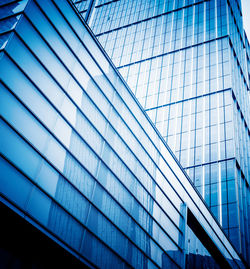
left=73, top=0, right=92, bottom=18
left=84, top=0, right=250, bottom=264
left=1, top=0, right=245, bottom=268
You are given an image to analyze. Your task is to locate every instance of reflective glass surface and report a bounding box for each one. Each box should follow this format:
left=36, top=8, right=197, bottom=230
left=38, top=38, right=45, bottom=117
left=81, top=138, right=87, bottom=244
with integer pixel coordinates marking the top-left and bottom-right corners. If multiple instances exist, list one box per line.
left=0, top=0, right=247, bottom=268
left=86, top=0, right=250, bottom=263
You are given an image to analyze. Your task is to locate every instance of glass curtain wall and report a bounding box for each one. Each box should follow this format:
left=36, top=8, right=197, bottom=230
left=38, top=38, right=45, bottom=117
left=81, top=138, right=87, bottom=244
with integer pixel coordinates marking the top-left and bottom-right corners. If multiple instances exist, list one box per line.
left=0, top=0, right=247, bottom=268
left=81, top=0, right=250, bottom=263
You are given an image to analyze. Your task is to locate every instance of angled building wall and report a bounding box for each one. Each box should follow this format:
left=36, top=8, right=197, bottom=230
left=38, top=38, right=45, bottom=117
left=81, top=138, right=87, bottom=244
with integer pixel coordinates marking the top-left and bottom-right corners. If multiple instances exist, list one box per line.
left=0, top=0, right=247, bottom=268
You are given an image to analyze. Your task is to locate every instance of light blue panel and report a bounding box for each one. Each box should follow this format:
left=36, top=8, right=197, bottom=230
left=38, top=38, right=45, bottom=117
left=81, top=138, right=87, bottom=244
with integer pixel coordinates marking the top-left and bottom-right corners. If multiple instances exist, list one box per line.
left=53, top=116, right=72, bottom=149
left=0, top=82, right=49, bottom=154
left=0, top=54, right=58, bottom=130
left=36, top=160, right=59, bottom=197
left=0, top=119, right=41, bottom=180
left=34, top=0, right=80, bottom=52
left=3, top=34, right=65, bottom=110
left=16, top=16, right=71, bottom=89
left=45, top=138, right=66, bottom=173
left=23, top=0, right=76, bottom=70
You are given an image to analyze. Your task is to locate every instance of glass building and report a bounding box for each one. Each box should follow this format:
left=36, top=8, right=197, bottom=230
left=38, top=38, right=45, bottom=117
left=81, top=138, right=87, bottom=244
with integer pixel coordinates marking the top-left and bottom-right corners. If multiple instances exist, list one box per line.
left=0, top=0, right=247, bottom=268
left=74, top=0, right=250, bottom=264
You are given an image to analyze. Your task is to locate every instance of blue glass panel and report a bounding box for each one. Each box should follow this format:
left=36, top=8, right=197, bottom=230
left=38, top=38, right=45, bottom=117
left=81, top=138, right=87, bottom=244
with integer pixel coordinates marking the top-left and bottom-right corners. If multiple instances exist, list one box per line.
left=45, top=138, right=66, bottom=173
left=53, top=0, right=88, bottom=41
left=0, top=119, right=41, bottom=180
left=81, top=230, right=125, bottom=268
left=228, top=203, right=238, bottom=227
left=0, top=82, right=49, bottom=154
left=54, top=175, right=90, bottom=225
left=222, top=204, right=228, bottom=228
left=0, top=15, right=20, bottom=34
left=75, top=110, right=103, bottom=155
left=87, top=205, right=127, bottom=258
left=69, top=132, right=98, bottom=175
left=63, top=154, right=95, bottom=200
left=36, top=160, right=59, bottom=197
left=0, top=32, right=11, bottom=49
left=53, top=116, right=72, bottom=149
left=0, top=0, right=28, bottom=19
left=0, top=54, right=59, bottom=130
left=16, top=16, right=71, bottom=89
left=48, top=203, right=84, bottom=251
left=227, top=180, right=236, bottom=203
left=92, top=183, right=130, bottom=235
left=26, top=187, right=52, bottom=226
left=24, top=1, right=75, bottom=70
left=229, top=227, right=240, bottom=251
left=0, top=156, right=32, bottom=209
left=35, top=0, right=80, bottom=51
left=3, top=34, right=66, bottom=108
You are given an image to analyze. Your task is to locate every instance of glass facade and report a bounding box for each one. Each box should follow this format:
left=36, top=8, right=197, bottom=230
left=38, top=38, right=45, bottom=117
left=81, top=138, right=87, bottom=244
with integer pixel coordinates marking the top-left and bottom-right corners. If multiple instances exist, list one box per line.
left=82, top=0, right=250, bottom=264
left=0, top=0, right=247, bottom=268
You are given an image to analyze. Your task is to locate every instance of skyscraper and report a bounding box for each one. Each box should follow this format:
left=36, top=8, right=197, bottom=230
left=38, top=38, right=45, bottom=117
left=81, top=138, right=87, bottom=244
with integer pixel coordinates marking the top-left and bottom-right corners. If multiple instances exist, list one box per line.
left=0, top=0, right=248, bottom=268
left=74, top=0, right=250, bottom=263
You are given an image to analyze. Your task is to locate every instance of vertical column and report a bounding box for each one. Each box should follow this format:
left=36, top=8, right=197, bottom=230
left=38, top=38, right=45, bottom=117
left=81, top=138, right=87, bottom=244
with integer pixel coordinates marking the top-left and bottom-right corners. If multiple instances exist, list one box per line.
left=215, top=0, right=222, bottom=225
left=202, top=0, right=206, bottom=199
